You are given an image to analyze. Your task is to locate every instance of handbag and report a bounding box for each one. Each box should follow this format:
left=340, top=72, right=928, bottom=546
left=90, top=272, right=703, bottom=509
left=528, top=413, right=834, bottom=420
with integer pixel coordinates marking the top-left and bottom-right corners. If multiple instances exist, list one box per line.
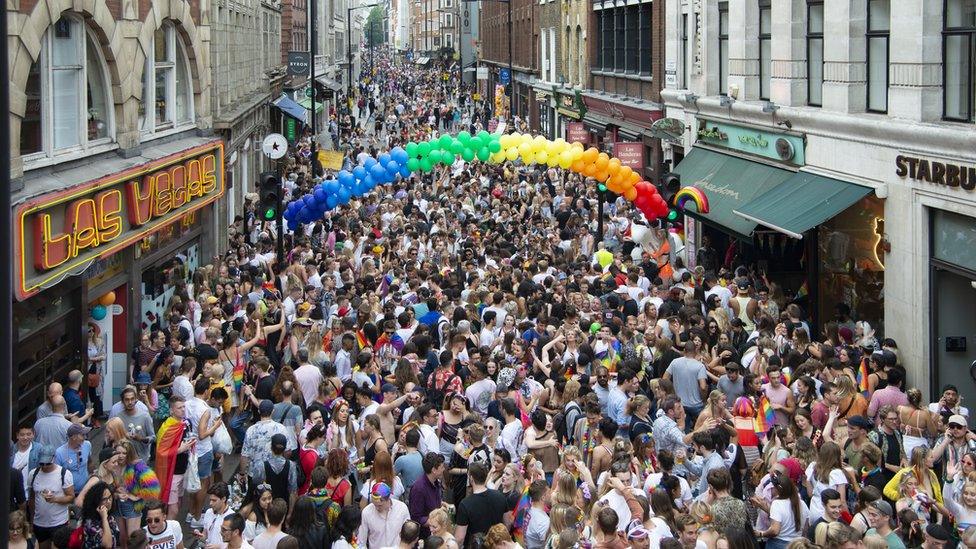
left=185, top=451, right=201, bottom=493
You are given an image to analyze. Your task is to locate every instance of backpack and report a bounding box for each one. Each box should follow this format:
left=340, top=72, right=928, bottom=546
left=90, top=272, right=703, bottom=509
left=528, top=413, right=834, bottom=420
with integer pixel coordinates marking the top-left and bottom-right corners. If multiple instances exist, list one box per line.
left=427, top=374, right=459, bottom=410
left=29, top=466, right=69, bottom=524
left=554, top=401, right=583, bottom=445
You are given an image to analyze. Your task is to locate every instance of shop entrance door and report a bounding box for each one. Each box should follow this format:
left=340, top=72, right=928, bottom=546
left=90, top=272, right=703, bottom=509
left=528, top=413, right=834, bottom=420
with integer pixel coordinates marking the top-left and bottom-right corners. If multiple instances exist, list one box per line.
left=933, top=265, right=976, bottom=402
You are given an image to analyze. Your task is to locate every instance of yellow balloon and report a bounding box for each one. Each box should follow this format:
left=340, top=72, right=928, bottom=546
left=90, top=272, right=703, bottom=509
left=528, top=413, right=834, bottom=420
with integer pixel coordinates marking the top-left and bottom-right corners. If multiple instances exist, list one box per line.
left=491, top=151, right=507, bottom=163
left=518, top=142, right=533, bottom=157
left=546, top=152, right=560, bottom=167
left=571, top=142, right=585, bottom=152
left=553, top=138, right=567, bottom=149
left=506, top=147, right=520, bottom=161
left=499, top=135, right=512, bottom=149
left=571, top=148, right=585, bottom=161
left=536, top=150, right=549, bottom=164
left=559, top=150, right=574, bottom=168
left=522, top=152, right=536, bottom=164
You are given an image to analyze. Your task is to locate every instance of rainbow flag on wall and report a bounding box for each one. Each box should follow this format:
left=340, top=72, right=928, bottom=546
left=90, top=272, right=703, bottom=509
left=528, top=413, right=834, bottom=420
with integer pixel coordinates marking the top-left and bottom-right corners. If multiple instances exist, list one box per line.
left=857, top=357, right=870, bottom=394
left=755, top=395, right=775, bottom=435
left=155, top=417, right=187, bottom=505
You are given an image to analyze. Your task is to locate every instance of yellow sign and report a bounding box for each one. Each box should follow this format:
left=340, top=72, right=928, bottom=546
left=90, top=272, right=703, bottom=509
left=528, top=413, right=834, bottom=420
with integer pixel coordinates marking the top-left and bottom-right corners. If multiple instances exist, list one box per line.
left=317, top=150, right=345, bottom=171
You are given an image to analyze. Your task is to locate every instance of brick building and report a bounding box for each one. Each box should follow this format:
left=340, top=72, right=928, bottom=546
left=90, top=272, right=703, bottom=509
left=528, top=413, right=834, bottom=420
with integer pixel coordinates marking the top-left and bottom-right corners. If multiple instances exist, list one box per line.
left=532, top=0, right=561, bottom=139
left=480, top=0, right=539, bottom=125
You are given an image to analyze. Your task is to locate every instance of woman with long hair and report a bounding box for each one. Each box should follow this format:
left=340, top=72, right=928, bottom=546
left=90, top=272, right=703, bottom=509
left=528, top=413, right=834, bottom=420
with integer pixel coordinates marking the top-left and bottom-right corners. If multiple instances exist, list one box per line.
left=486, top=449, right=511, bottom=490
left=849, top=485, right=883, bottom=536
left=695, top=389, right=733, bottom=431
left=758, top=474, right=809, bottom=549
left=98, top=417, right=130, bottom=463
left=80, top=481, right=120, bottom=549
left=286, top=496, right=329, bottom=546
left=886, top=447, right=948, bottom=525
left=359, top=451, right=404, bottom=506
left=240, top=484, right=273, bottom=541
left=791, top=409, right=823, bottom=448
left=329, top=506, right=362, bottom=549
left=628, top=395, right=654, bottom=442
left=649, top=487, right=678, bottom=537
left=525, top=409, right=560, bottom=482
left=898, top=388, right=939, bottom=458
left=116, top=439, right=159, bottom=539
left=499, top=463, right=526, bottom=512
left=428, top=508, right=461, bottom=549
left=218, top=327, right=262, bottom=410
left=8, top=510, right=34, bottom=549
left=325, top=399, right=360, bottom=464
left=804, top=442, right=849, bottom=522
left=794, top=376, right=819, bottom=414
left=360, top=414, right=388, bottom=477
left=438, top=393, right=467, bottom=459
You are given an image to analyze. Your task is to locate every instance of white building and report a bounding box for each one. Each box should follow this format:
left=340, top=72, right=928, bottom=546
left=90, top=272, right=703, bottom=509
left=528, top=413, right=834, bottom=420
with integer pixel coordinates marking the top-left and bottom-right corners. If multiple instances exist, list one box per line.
left=662, top=0, right=976, bottom=398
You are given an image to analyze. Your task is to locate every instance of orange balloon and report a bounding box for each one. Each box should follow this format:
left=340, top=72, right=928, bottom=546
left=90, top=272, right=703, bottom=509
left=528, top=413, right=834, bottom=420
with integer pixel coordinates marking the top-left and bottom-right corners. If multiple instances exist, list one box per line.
left=595, top=153, right=610, bottom=171
left=571, top=159, right=586, bottom=172
left=98, top=291, right=116, bottom=306
left=629, top=172, right=641, bottom=185
left=607, top=180, right=624, bottom=194
left=607, top=158, right=622, bottom=175
left=624, top=187, right=638, bottom=201
left=583, top=163, right=598, bottom=177
left=595, top=170, right=610, bottom=182
left=582, top=147, right=599, bottom=164
left=620, top=177, right=636, bottom=190
left=618, top=165, right=634, bottom=181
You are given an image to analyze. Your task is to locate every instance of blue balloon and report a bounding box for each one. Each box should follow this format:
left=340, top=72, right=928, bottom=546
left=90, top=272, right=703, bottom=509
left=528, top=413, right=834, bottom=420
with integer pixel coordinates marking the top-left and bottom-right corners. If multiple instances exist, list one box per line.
left=363, top=157, right=378, bottom=170
left=283, top=209, right=293, bottom=221
left=314, top=188, right=328, bottom=203
left=287, top=220, right=299, bottom=231
left=303, top=194, right=315, bottom=206
left=298, top=206, right=311, bottom=222
left=386, top=160, right=400, bottom=176
left=338, top=170, right=355, bottom=187
left=337, top=187, right=351, bottom=205
left=91, top=305, right=107, bottom=321
left=378, top=153, right=392, bottom=167
left=399, top=165, right=411, bottom=178
left=326, top=194, right=339, bottom=209
left=370, top=163, right=386, bottom=181
left=353, top=166, right=367, bottom=181
left=326, top=180, right=341, bottom=195
left=391, top=147, right=407, bottom=164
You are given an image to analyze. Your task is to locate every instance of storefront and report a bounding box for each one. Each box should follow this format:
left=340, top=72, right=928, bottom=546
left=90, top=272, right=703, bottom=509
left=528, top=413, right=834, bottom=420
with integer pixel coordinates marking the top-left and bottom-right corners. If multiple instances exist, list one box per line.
left=13, top=139, right=225, bottom=419
left=582, top=92, right=664, bottom=182
left=671, top=119, right=883, bottom=331
left=553, top=88, right=586, bottom=144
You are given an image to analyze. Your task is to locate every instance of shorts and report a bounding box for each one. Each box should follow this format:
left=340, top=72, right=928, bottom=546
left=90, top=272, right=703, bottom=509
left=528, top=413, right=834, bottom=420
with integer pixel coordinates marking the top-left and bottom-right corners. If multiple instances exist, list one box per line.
left=118, top=497, right=140, bottom=519
left=169, top=474, right=185, bottom=503
left=197, top=451, right=214, bottom=479
left=34, top=523, right=67, bottom=543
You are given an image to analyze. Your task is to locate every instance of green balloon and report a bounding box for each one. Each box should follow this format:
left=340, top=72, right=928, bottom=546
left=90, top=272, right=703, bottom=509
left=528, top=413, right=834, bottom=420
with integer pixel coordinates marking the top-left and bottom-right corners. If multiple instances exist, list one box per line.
left=439, top=134, right=453, bottom=149
left=420, top=157, right=434, bottom=172
left=488, top=140, right=502, bottom=153
left=468, top=136, right=483, bottom=150
left=451, top=140, right=465, bottom=155
left=442, top=153, right=455, bottom=165
left=407, top=158, right=420, bottom=171
left=462, top=148, right=475, bottom=162
left=417, top=142, right=431, bottom=157
left=478, top=130, right=491, bottom=142
left=429, top=149, right=443, bottom=164
left=457, top=131, right=471, bottom=145
left=589, top=322, right=602, bottom=334
left=405, top=142, right=418, bottom=157
left=477, top=147, right=491, bottom=162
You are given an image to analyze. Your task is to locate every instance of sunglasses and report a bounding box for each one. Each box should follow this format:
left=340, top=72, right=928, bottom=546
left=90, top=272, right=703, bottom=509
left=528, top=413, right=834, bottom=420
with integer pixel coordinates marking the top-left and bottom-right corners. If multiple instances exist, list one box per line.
left=950, top=423, right=966, bottom=429
left=147, top=517, right=164, bottom=524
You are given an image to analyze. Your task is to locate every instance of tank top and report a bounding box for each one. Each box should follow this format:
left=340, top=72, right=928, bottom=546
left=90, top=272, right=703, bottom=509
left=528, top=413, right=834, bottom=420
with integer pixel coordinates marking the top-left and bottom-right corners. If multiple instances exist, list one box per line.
left=734, top=295, right=756, bottom=331
left=529, top=430, right=561, bottom=473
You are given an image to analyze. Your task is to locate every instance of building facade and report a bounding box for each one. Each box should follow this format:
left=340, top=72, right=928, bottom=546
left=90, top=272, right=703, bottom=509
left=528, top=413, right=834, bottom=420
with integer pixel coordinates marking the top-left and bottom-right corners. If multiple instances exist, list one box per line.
left=662, top=0, right=976, bottom=397
left=7, top=0, right=225, bottom=424
left=480, top=0, right=539, bottom=124
left=532, top=0, right=561, bottom=139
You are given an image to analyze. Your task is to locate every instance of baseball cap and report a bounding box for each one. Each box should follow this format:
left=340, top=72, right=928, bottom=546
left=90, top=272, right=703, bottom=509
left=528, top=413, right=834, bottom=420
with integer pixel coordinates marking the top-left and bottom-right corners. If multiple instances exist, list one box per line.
left=847, top=415, right=873, bottom=431
left=869, top=500, right=893, bottom=517
left=381, top=383, right=398, bottom=394
left=949, top=414, right=968, bottom=428
left=926, top=524, right=951, bottom=541
left=37, top=445, right=56, bottom=464
left=735, top=277, right=750, bottom=290
left=67, top=423, right=91, bottom=437
left=270, top=433, right=287, bottom=451
left=626, top=520, right=650, bottom=540
left=371, top=482, right=392, bottom=500
left=259, top=399, right=275, bottom=416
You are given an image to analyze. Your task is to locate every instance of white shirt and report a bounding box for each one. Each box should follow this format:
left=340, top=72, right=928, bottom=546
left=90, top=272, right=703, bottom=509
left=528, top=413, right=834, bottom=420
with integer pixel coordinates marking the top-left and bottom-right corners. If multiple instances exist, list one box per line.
left=501, top=419, right=526, bottom=460
left=929, top=402, right=970, bottom=418
left=172, top=375, right=194, bottom=401
left=335, top=349, right=353, bottom=381
left=145, top=520, right=184, bottom=549
left=769, top=498, right=810, bottom=541
left=201, top=506, right=234, bottom=547
left=251, top=530, right=289, bottom=549
left=28, top=465, right=74, bottom=527
left=13, top=444, right=31, bottom=498
left=294, top=363, right=324, bottom=407
left=805, top=462, right=847, bottom=522
left=358, top=500, right=411, bottom=549
left=418, top=424, right=440, bottom=456
left=185, top=396, right=214, bottom=456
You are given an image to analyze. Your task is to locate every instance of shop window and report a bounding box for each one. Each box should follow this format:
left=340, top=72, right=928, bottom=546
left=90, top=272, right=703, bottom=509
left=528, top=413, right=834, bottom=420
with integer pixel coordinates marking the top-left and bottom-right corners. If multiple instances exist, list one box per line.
left=807, top=0, right=824, bottom=106
left=944, top=0, right=976, bottom=122
left=141, top=22, right=194, bottom=135
left=759, top=1, right=771, bottom=100
left=718, top=3, right=729, bottom=95
left=20, top=15, right=113, bottom=161
left=933, top=209, right=976, bottom=273
left=866, top=0, right=890, bottom=112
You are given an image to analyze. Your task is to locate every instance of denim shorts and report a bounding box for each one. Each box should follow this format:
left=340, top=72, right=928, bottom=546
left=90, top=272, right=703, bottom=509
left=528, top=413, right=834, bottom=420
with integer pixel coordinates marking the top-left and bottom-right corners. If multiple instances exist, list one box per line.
left=118, top=497, right=140, bottom=519
left=197, top=450, right=214, bottom=479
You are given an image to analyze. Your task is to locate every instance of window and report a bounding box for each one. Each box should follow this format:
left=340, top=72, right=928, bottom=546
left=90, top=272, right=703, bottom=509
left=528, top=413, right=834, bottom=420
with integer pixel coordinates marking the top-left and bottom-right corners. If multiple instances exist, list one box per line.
left=141, top=23, right=194, bottom=134
left=614, top=7, right=625, bottom=70
left=866, top=0, right=889, bottom=112
left=625, top=6, right=639, bottom=73
left=600, top=10, right=612, bottom=70
left=639, top=3, right=652, bottom=75
left=718, top=3, right=728, bottom=95
left=759, top=1, right=771, bottom=100
left=944, top=0, right=976, bottom=121
left=20, top=15, right=113, bottom=159
left=681, top=13, right=688, bottom=88
left=807, top=1, right=824, bottom=106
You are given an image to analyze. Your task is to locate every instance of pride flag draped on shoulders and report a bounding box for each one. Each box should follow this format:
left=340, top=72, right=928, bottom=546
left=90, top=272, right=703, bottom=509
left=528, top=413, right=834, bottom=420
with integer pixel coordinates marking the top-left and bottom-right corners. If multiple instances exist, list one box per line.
left=155, top=416, right=187, bottom=505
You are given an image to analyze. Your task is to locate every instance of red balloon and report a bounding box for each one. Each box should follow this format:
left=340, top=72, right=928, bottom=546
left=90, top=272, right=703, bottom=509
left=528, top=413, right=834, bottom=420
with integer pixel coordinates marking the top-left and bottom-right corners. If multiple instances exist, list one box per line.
left=655, top=201, right=670, bottom=217
left=635, top=181, right=653, bottom=195
left=634, top=194, right=652, bottom=209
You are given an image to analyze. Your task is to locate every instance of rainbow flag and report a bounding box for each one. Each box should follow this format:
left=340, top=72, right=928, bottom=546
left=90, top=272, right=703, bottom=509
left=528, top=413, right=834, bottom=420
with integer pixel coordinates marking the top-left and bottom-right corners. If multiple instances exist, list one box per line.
left=356, top=329, right=370, bottom=350
left=857, top=357, right=870, bottom=394
left=232, top=361, right=246, bottom=394
left=375, top=332, right=404, bottom=354
left=123, top=460, right=161, bottom=512
left=155, top=417, right=187, bottom=505
left=755, top=395, right=775, bottom=435
left=511, top=486, right=532, bottom=544
left=795, top=280, right=809, bottom=301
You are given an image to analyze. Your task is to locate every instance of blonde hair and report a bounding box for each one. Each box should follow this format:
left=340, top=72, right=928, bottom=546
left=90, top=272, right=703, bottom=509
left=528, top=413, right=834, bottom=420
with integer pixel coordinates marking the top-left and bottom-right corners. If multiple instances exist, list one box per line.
left=689, top=500, right=714, bottom=527
left=428, top=508, right=453, bottom=533
left=548, top=503, right=579, bottom=537
left=103, top=417, right=128, bottom=446
left=9, top=510, right=32, bottom=539
left=552, top=469, right=580, bottom=508
left=862, top=534, right=887, bottom=549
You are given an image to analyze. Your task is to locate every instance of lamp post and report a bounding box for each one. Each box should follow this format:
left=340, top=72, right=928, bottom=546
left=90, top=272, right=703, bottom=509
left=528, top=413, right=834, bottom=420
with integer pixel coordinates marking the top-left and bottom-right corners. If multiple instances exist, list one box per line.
left=348, top=3, right=380, bottom=95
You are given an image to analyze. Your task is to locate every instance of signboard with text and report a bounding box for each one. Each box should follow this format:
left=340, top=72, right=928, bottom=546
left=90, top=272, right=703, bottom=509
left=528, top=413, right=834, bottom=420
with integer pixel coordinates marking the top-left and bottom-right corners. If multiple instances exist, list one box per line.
left=566, top=122, right=590, bottom=144
left=696, top=119, right=805, bottom=166
left=14, top=141, right=225, bottom=300
left=287, top=51, right=311, bottom=77
left=614, top=142, right=645, bottom=170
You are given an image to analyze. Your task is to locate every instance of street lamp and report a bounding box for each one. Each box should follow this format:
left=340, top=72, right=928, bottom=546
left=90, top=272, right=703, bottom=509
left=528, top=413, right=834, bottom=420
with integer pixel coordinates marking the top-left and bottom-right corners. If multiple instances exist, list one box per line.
left=348, top=2, right=380, bottom=95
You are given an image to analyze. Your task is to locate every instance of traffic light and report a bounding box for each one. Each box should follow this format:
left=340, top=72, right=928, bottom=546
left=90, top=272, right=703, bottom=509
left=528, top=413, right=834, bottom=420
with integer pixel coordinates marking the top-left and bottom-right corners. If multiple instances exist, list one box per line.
left=658, top=172, right=681, bottom=223
left=258, top=172, right=281, bottom=222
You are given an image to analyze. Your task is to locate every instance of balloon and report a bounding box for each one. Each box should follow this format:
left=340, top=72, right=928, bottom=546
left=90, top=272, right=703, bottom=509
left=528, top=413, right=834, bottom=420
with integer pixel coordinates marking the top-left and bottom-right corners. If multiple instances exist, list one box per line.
left=287, top=220, right=299, bottom=231
left=535, top=150, right=549, bottom=164
left=407, top=158, right=420, bottom=171
left=99, top=292, right=116, bottom=306
left=624, top=187, right=638, bottom=201
left=439, top=134, right=453, bottom=149
left=378, top=152, right=392, bottom=165
left=461, top=148, right=475, bottom=162
left=589, top=322, right=602, bottom=335
left=399, top=165, right=411, bottom=178
left=595, top=170, right=610, bottom=182
left=499, top=135, right=512, bottom=149
left=546, top=152, right=560, bottom=167
left=314, top=187, right=328, bottom=202
left=490, top=151, right=507, bottom=163
left=559, top=151, right=574, bottom=169
left=477, top=147, right=491, bottom=162
left=630, top=172, right=641, bottom=186
left=386, top=160, right=400, bottom=175
left=607, top=158, right=622, bottom=175
left=302, top=194, right=316, bottom=207
left=370, top=163, right=386, bottom=181
left=297, top=206, right=311, bottom=222
left=337, top=187, right=351, bottom=205
left=522, top=152, right=536, bottom=165
left=361, top=176, right=375, bottom=192
left=571, top=159, right=586, bottom=172
left=448, top=141, right=463, bottom=156
left=417, top=141, right=431, bottom=157
left=634, top=194, right=652, bottom=209
left=353, top=166, right=367, bottom=181
left=468, top=136, right=483, bottom=151
left=405, top=142, right=418, bottom=157
left=420, top=157, right=434, bottom=172
left=363, top=157, right=377, bottom=170
left=457, top=131, right=471, bottom=145
left=391, top=147, right=408, bottom=164
left=583, top=163, right=598, bottom=177
left=441, top=152, right=456, bottom=165
left=326, top=194, right=339, bottom=209
left=518, top=142, right=532, bottom=158
left=488, top=140, right=502, bottom=153
left=595, top=248, right=613, bottom=269
left=429, top=150, right=443, bottom=164
left=505, top=147, right=520, bottom=161
left=583, top=147, right=599, bottom=164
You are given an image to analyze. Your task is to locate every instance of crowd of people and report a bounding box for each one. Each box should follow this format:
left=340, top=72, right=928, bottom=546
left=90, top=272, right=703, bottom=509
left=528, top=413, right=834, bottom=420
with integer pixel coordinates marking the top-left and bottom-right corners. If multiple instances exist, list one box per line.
left=9, top=49, right=976, bottom=549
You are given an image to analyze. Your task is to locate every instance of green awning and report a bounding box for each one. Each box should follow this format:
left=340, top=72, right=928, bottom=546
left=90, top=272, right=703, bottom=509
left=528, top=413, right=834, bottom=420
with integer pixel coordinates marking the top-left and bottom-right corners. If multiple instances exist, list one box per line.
left=297, top=98, right=325, bottom=113
left=672, top=147, right=794, bottom=238
left=733, top=171, right=873, bottom=239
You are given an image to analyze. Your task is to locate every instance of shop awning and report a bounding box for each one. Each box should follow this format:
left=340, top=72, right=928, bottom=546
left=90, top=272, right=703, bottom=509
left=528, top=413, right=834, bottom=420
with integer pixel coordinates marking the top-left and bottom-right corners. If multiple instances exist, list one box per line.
left=297, top=97, right=325, bottom=113
left=315, top=76, right=343, bottom=91
left=272, top=94, right=308, bottom=124
left=414, top=56, right=430, bottom=65
left=671, top=147, right=794, bottom=239
left=733, top=171, right=873, bottom=239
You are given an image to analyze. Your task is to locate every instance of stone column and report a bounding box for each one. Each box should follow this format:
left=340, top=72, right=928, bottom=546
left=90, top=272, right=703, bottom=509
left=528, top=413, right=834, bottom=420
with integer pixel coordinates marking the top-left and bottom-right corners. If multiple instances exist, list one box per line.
left=727, top=0, right=759, bottom=100
left=822, top=0, right=867, bottom=113
left=888, top=0, right=942, bottom=122
left=769, top=0, right=807, bottom=106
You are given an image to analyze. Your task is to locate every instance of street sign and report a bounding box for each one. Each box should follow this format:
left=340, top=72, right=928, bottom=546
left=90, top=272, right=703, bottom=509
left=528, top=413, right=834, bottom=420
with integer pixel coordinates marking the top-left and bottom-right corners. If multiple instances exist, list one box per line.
left=499, top=68, right=511, bottom=85
left=305, top=87, right=314, bottom=98
left=287, top=51, right=311, bottom=77
left=285, top=118, right=297, bottom=142
left=477, top=67, right=488, bottom=80
left=262, top=133, right=289, bottom=160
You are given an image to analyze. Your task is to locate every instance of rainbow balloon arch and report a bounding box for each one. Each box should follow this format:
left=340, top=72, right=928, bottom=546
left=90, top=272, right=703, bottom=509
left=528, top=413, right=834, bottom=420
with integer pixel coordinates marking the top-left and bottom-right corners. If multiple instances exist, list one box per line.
left=282, top=131, right=709, bottom=231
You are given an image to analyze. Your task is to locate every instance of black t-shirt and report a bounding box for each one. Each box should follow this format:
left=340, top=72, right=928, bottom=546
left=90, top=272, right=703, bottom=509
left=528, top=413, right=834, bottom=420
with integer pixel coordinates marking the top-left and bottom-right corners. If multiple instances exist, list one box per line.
left=255, top=374, right=277, bottom=401
left=456, top=489, right=508, bottom=545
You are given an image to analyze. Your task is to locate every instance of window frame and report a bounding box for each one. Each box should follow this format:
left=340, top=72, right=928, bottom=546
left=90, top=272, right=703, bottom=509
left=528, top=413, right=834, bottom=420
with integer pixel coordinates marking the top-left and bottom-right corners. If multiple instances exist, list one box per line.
left=759, top=0, right=772, bottom=100
left=807, top=0, right=824, bottom=107
left=22, top=14, right=116, bottom=164
left=866, top=0, right=890, bottom=113
left=942, top=0, right=976, bottom=122
left=638, top=2, right=652, bottom=76
left=718, top=2, right=729, bottom=96
left=681, top=12, right=688, bottom=88
left=141, top=22, right=195, bottom=138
